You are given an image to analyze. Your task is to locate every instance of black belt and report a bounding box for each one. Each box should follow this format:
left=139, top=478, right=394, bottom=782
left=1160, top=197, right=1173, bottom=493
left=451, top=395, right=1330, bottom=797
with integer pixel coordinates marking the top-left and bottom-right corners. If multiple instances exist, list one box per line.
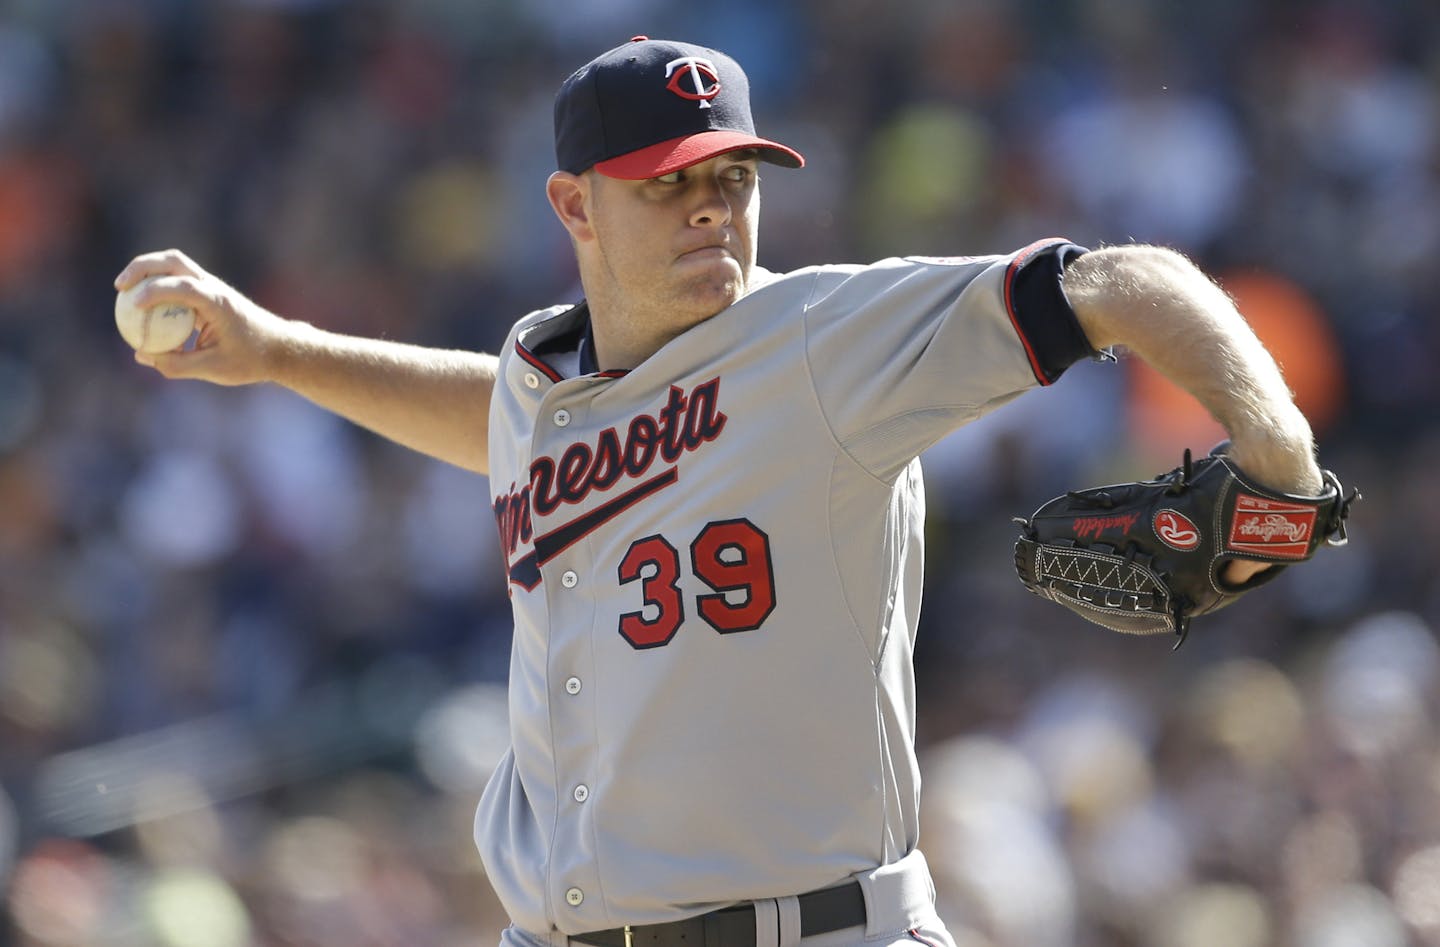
left=572, top=881, right=866, bottom=947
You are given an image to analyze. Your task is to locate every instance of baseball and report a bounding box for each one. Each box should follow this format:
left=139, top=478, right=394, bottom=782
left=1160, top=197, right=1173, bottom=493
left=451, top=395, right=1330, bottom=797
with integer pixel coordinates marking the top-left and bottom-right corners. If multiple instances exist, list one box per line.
left=114, top=278, right=196, bottom=354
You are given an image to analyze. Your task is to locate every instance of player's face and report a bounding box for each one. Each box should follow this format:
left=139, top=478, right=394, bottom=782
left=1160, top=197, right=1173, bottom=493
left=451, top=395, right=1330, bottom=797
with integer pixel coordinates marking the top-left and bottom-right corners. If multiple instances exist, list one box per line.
left=589, top=151, right=760, bottom=331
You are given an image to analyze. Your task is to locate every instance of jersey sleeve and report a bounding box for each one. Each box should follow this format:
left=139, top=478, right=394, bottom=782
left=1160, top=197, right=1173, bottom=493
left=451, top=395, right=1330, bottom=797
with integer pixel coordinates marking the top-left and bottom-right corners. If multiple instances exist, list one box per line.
left=802, top=239, right=1094, bottom=481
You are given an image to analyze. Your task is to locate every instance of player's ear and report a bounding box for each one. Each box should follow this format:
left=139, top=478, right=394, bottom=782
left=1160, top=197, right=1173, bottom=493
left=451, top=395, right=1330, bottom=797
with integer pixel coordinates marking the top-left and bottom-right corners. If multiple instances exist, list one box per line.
left=546, top=171, right=596, bottom=243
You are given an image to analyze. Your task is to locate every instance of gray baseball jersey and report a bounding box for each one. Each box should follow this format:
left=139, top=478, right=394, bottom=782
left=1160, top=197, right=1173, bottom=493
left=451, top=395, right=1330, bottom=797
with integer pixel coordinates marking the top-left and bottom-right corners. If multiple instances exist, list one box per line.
left=477, top=239, right=1093, bottom=937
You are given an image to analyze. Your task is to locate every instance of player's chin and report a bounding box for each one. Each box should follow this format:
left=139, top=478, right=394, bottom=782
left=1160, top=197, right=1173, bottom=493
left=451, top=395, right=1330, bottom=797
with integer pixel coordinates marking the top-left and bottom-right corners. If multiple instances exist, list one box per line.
left=693, top=285, right=747, bottom=324
left=682, top=258, right=748, bottom=299
left=670, top=277, right=742, bottom=320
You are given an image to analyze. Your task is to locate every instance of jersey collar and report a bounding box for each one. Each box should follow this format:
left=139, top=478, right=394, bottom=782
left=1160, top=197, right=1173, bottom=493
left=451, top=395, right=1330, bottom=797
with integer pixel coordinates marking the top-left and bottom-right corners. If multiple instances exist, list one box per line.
left=515, top=301, right=630, bottom=383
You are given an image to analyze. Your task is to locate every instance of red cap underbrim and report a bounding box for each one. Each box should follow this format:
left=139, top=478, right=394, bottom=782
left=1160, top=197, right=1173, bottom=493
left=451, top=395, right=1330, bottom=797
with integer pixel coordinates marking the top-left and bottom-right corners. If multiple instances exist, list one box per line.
left=594, top=131, right=805, bottom=180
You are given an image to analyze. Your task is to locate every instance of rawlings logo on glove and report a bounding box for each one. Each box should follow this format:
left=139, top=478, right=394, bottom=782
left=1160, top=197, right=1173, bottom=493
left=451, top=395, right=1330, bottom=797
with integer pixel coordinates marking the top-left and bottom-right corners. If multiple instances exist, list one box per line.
left=1155, top=510, right=1201, bottom=550
left=1012, top=447, right=1358, bottom=646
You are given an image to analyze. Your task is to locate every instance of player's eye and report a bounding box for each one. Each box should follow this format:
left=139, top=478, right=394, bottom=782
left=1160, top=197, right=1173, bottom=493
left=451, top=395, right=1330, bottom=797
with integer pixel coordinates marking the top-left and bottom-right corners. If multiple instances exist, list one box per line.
left=652, top=171, right=684, bottom=185
left=721, top=165, right=754, bottom=183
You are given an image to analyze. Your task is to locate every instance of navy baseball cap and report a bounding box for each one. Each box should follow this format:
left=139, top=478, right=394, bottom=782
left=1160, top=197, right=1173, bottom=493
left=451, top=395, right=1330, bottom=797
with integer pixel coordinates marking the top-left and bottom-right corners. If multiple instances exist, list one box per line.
left=554, top=36, right=805, bottom=180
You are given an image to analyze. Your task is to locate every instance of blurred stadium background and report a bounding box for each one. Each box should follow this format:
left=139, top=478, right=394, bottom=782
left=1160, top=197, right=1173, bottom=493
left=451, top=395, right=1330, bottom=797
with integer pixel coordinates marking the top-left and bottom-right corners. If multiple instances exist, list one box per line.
left=1, top=0, right=1437, bottom=944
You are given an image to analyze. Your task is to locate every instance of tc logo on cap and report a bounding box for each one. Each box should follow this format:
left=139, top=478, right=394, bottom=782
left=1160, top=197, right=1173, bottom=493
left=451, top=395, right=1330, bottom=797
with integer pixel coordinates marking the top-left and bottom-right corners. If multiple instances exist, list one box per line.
left=665, top=57, right=721, bottom=108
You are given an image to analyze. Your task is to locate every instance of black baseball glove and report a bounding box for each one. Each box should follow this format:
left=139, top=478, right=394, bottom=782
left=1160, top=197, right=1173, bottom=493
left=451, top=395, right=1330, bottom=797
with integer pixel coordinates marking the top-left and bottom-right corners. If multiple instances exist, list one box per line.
left=1012, top=447, right=1357, bottom=646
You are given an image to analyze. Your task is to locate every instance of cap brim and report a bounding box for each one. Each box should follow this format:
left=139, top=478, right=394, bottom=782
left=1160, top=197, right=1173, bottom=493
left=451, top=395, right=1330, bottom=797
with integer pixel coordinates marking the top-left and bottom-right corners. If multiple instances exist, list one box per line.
left=594, top=131, right=804, bottom=180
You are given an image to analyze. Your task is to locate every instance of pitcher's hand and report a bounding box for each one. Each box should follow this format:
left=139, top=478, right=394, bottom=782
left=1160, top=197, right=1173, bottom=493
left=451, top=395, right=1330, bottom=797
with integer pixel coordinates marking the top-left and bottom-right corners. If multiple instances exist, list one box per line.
left=115, top=249, right=295, bottom=386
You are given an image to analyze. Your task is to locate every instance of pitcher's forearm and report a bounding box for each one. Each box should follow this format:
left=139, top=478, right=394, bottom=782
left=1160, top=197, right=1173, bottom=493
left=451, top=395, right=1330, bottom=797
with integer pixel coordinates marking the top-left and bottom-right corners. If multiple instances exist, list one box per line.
left=270, top=321, right=498, bottom=474
left=1065, top=246, right=1321, bottom=495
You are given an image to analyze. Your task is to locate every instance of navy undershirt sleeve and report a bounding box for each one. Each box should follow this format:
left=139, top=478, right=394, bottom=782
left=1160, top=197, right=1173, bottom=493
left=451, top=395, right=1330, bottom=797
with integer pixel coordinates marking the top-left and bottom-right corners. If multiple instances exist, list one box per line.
left=1007, top=241, right=1097, bottom=384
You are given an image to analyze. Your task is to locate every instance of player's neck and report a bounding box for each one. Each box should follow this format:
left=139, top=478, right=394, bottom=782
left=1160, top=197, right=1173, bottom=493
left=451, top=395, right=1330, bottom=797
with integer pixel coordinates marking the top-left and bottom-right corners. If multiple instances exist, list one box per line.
left=584, top=284, right=714, bottom=371
left=588, top=311, right=678, bottom=372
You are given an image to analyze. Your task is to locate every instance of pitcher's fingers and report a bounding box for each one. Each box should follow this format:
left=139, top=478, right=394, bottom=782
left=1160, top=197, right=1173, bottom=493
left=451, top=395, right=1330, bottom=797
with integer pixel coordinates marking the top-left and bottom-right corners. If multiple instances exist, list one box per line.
left=128, top=274, right=213, bottom=313
left=114, top=248, right=207, bottom=291
left=193, top=319, right=223, bottom=349
left=141, top=346, right=217, bottom=381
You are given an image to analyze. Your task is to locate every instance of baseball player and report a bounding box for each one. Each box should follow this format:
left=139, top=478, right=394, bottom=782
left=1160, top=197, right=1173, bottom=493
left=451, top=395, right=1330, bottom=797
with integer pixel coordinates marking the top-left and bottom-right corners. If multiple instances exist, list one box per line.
left=116, top=36, right=1326, bottom=947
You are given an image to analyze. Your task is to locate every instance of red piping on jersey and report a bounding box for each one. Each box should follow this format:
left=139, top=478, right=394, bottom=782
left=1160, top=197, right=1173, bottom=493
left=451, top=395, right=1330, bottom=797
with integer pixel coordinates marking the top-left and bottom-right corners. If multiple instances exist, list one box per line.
left=1002, top=237, right=1068, bottom=387
left=514, top=341, right=564, bottom=383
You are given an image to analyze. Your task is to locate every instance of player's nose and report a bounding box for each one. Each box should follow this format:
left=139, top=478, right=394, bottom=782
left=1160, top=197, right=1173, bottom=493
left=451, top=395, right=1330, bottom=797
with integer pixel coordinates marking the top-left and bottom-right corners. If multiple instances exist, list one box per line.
left=687, top=176, right=733, bottom=228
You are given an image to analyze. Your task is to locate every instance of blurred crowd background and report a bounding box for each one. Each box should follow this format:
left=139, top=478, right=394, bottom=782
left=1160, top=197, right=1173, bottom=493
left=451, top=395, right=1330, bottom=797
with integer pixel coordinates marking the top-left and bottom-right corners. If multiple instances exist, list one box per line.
left=0, top=0, right=1437, bottom=944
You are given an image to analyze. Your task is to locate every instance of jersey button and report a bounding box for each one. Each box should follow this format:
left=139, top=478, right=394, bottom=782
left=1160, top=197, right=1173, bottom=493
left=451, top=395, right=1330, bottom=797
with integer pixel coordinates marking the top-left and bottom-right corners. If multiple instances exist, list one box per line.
left=523, top=372, right=540, bottom=389
left=573, top=784, right=589, bottom=803
left=564, top=677, right=582, bottom=695
left=566, top=887, right=584, bottom=906
left=553, top=409, right=571, bottom=427
left=561, top=570, right=579, bottom=589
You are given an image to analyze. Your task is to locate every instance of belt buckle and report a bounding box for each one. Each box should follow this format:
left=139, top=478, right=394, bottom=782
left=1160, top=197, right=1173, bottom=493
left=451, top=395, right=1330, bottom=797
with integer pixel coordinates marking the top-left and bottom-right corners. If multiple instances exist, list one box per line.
left=624, top=926, right=633, bottom=947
